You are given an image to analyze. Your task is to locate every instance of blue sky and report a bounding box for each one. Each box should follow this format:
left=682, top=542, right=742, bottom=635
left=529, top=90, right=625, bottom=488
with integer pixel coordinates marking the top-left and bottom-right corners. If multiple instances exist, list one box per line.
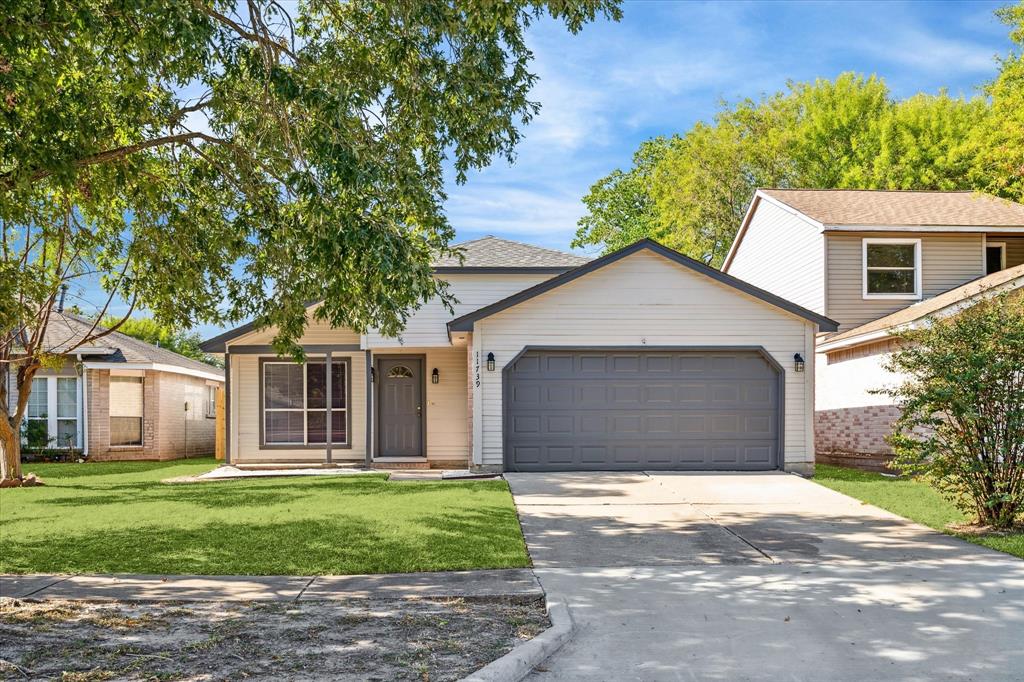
left=72, top=0, right=1014, bottom=338
left=446, top=0, right=1012, bottom=256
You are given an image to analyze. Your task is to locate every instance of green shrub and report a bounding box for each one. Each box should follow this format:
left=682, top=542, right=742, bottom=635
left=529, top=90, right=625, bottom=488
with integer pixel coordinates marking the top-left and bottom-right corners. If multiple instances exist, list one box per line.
left=882, top=292, right=1024, bottom=529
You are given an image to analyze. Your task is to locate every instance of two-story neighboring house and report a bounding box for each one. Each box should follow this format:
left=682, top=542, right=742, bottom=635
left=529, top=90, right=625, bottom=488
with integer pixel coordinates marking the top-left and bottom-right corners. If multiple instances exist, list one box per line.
left=723, top=189, right=1024, bottom=470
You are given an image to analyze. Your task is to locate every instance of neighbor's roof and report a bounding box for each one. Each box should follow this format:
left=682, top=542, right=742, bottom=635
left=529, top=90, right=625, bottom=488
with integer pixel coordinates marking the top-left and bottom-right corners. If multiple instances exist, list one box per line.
left=433, top=236, right=591, bottom=270
left=35, top=313, right=223, bottom=380
left=759, top=189, right=1024, bottom=228
left=820, top=263, right=1024, bottom=351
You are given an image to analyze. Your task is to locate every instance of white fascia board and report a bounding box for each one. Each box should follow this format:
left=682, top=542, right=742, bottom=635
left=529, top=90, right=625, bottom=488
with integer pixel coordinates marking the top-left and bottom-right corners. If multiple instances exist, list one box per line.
left=824, top=225, right=1024, bottom=233
left=817, top=275, right=1024, bottom=353
left=81, top=361, right=224, bottom=383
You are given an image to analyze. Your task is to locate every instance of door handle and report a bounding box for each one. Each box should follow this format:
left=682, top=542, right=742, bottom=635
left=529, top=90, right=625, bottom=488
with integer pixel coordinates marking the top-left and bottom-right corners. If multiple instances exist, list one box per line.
left=417, top=405, right=422, bottom=417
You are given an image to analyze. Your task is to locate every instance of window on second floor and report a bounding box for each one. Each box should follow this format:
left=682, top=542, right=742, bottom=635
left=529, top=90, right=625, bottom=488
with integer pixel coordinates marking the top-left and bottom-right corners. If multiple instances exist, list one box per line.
left=986, top=242, right=1006, bottom=275
left=863, top=238, right=921, bottom=300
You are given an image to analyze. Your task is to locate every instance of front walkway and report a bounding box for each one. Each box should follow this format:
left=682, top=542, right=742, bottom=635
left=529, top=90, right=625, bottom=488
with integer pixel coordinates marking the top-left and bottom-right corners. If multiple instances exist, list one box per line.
left=0, top=569, right=542, bottom=602
left=507, top=472, right=1024, bottom=681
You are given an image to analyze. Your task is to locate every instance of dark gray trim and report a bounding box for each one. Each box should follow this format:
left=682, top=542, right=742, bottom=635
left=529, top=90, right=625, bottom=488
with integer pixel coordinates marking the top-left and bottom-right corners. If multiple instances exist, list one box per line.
left=433, top=266, right=576, bottom=275
left=364, top=350, right=373, bottom=467
left=257, top=356, right=354, bottom=450
left=373, top=354, right=427, bottom=458
left=227, top=344, right=361, bottom=355
left=224, top=354, right=231, bottom=464
left=448, top=239, right=839, bottom=333
left=500, top=345, right=786, bottom=473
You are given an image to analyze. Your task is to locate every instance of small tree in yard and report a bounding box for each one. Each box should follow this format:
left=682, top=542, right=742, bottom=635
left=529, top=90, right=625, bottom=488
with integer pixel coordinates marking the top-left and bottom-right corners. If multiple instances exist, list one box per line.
left=883, top=292, right=1024, bottom=529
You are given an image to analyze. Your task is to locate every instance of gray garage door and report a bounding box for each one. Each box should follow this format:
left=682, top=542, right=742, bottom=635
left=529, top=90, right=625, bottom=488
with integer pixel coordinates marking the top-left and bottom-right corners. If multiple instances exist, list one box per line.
left=504, top=349, right=781, bottom=472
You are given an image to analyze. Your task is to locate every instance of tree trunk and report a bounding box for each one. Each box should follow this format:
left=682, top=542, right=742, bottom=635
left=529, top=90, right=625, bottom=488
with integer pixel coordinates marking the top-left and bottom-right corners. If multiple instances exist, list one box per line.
left=0, top=415, right=22, bottom=482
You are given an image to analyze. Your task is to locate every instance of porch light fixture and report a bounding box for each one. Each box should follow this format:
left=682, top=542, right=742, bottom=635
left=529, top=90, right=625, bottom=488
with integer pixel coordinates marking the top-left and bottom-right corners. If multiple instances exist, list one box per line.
left=486, top=352, right=495, bottom=372
left=794, top=353, right=805, bottom=373
left=432, top=368, right=439, bottom=384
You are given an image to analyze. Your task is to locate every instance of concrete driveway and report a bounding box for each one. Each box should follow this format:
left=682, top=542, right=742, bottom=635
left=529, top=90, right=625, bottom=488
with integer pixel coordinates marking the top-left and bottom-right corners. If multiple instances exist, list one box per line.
left=507, top=472, right=1024, bottom=681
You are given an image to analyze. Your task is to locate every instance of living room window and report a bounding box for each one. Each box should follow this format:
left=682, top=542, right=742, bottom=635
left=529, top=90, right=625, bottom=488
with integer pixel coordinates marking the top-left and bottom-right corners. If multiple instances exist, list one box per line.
left=262, top=360, right=348, bottom=446
left=109, top=375, right=144, bottom=446
left=863, top=238, right=921, bottom=300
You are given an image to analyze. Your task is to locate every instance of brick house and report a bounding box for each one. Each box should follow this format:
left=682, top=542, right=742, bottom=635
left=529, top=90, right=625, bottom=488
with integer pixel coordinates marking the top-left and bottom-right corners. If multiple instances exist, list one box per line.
left=10, top=313, right=223, bottom=461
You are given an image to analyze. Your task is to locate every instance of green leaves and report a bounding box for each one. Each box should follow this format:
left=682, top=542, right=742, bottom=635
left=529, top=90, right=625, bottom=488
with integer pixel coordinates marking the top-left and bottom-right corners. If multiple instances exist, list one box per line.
left=1, top=0, right=619, bottom=358
left=882, top=292, right=1024, bottom=529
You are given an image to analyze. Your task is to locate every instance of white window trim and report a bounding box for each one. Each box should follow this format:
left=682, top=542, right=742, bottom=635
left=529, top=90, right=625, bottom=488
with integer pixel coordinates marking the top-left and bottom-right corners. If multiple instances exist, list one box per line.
left=862, top=237, right=922, bottom=300
left=262, top=359, right=349, bottom=446
left=23, top=376, right=81, bottom=450
left=985, top=241, right=1007, bottom=274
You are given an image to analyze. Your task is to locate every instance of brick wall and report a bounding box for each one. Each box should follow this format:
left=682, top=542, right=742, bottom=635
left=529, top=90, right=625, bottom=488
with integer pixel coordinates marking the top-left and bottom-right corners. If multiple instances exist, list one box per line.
left=815, top=405, right=900, bottom=472
left=86, top=368, right=218, bottom=461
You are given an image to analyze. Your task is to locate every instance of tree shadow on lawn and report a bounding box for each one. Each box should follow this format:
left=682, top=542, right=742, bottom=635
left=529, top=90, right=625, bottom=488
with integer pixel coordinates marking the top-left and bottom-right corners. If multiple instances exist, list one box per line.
left=1, top=507, right=530, bottom=576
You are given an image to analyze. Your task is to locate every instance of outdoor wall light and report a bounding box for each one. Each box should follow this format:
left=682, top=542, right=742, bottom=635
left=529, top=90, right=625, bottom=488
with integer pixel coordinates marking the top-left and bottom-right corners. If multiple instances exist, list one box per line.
left=794, top=353, right=805, bottom=373
left=431, top=368, right=439, bottom=384
left=486, top=352, right=495, bottom=371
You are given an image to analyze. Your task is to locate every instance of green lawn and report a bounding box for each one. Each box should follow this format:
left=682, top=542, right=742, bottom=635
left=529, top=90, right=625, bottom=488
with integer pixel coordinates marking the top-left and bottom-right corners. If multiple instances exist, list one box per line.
left=814, top=464, right=1024, bottom=560
left=0, top=459, right=530, bottom=575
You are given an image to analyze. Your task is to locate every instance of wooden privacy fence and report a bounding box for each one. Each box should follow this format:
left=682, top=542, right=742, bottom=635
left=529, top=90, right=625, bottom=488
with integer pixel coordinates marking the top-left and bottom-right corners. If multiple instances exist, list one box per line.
left=215, top=386, right=225, bottom=460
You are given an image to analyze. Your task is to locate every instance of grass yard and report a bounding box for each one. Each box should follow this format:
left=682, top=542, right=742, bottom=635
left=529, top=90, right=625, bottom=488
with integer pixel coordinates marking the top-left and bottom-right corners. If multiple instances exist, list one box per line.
left=814, top=464, right=1024, bottom=560
left=0, top=459, right=530, bottom=575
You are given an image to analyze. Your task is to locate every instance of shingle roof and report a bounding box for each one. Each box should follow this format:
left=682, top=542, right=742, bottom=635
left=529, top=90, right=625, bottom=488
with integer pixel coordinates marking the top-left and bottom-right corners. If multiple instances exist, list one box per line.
left=823, top=264, right=1024, bottom=347
left=433, top=236, right=591, bottom=269
left=38, top=313, right=223, bottom=378
left=760, top=189, right=1024, bottom=228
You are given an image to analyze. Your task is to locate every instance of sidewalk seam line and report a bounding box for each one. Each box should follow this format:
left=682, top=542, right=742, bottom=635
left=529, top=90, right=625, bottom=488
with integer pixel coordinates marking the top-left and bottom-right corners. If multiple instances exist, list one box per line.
left=19, top=574, right=78, bottom=598
left=294, top=577, right=317, bottom=601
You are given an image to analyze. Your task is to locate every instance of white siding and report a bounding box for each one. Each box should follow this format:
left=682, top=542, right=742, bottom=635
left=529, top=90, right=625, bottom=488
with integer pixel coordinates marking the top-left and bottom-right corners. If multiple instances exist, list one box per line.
left=725, top=199, right=826, bottom=314
left=365, top=273, right=556, bottom=347
left=475, top=250, right=817, bottom=468
left=816, top=342, right=907, bottom=410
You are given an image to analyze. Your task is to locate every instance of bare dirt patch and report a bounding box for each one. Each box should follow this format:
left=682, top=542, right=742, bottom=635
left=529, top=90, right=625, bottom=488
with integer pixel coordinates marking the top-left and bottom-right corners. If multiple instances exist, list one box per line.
left=0, top=597, right=548, bottom=681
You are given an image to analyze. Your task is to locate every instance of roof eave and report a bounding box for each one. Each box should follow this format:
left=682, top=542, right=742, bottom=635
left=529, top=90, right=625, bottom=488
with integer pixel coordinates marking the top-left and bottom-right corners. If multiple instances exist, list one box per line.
left=448, top=238, right=839, bottom=334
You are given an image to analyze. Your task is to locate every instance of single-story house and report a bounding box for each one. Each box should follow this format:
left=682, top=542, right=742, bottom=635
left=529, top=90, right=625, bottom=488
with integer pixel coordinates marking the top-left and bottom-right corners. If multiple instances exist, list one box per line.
left=9, top=313, right=224, bottom=461
left=201, top=237, right=836, bottom=474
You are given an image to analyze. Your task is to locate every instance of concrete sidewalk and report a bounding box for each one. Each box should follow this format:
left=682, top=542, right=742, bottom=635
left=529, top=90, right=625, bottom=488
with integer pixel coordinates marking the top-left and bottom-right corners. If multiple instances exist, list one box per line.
left=0, top=569, right=542, bottom=602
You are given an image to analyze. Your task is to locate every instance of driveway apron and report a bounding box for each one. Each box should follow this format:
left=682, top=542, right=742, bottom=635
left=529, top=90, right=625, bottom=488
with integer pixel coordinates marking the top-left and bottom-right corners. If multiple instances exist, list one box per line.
left=506, top=471, right=1024, bottom=681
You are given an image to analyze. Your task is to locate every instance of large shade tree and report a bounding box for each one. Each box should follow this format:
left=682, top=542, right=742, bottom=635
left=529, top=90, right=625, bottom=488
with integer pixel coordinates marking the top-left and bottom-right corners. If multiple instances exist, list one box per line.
left=0, top=0, right=620, bottom=483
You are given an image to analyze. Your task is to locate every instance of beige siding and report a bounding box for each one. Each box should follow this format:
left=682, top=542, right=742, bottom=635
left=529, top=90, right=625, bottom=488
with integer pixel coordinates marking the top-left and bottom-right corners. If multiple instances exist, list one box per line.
left=994, top=235, right=1024, bottom=269
left=725, top=199, right=826, bottom=313
left=365, top=273, right=556, bottom=348
left=475, top=250, right=817, bottom=468
left=231, top=351, right=367, bottom=463
left=826, top=232, right=984, bottom=330
left=373, top=347, right=469, bottom=462
left=232, top=314, right=361, bottom=346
